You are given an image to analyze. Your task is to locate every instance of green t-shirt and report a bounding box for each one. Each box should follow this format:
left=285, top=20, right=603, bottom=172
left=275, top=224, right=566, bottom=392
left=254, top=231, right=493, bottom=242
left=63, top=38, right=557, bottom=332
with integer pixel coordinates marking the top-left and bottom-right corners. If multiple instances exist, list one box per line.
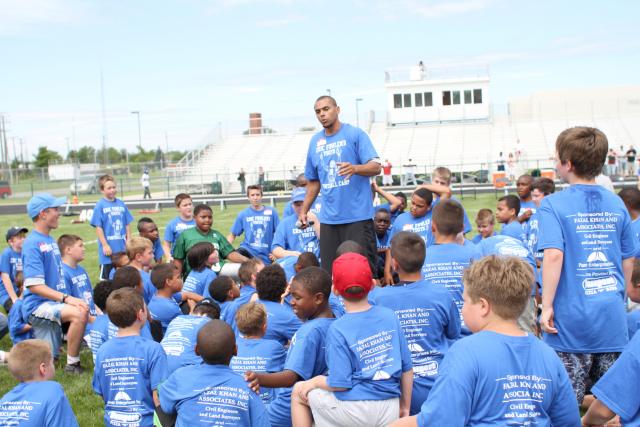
left=173, top=227, right=235, bottom=275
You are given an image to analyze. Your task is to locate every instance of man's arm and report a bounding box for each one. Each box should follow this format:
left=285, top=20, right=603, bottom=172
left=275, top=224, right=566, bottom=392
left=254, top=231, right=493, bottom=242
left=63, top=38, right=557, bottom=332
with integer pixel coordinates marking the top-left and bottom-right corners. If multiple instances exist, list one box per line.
left=1, top=273, right=17, bottom=302
left=372, top=181, right=401, bottom=211
left=337, top=160, right=381, bottom=179
left=540, top=248, right=563, bottom=334
left=623, top=256, right=635, bottom=296
left=271, top=247, right=301, bottom=259
left=245, top=369, right=299, bottom=392
left=581, top=399, right=616, bottom=426
left=226, top=251, right=248, bottom=264
left=418, top=183, right=452, bottom=199
left=162, top=241, right=173, bottom=262
left=27, top=284, right=88, bottom=311
left=226, top=233, right=236, bottom=244
left=399, top=369, right=414, bottom=418
left=299, top=180, right=321, bottom=228
left=125, top=224, right=131, bottom=242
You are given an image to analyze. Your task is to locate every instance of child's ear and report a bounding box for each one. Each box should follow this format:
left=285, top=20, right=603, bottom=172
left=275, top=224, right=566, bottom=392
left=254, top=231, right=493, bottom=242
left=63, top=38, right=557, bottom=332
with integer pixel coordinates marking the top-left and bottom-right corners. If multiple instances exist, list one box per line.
left=431, top=222, right=437, bottom=233
left=391, top=258, right=398, bottom=273
left=194, top=344, right=200, bottom=357
left=479, top=297, right=491, bottom=317
left=261, top=323, right=268, bottom=335
left=233, top=344, right=238, bottom=357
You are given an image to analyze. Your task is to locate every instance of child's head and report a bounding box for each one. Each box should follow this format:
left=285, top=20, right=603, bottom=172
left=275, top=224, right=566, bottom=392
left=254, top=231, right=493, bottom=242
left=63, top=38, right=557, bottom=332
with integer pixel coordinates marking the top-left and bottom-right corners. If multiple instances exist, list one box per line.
left=374, top=208, right=391, bottom=237
left=395, top=192, right=408, bottom=212
left=8, top=339, right=55, bottom=382
left=193, top=204, right=213, bottom=233
left=290, top=266, right=332, bottom=321
left=410, top=188, right=433, bottom=219
left=475, top=209, right=495, bottom=238
left=332, top=253, right=374, bottom=301
left=496, top=195, right=520, bottom=224
left=151, top=263, right=182, bottom=292
left=618, top=188, right=640, bottom=217
left=174, top=193, right=193, bottom=218
left=126, top=237, right=154, bottom=267
left=238, top=258, right=265, bottom=285
left=98, top=174, right=117, bottom=199
left=629, top=259, right=640, bottom=304
left=555, top=127, right=608, bottom=181
left=255, top=264, right=287, bottom=302
left=106, top=287, right=146, bottom=329
left=111, top=251, right=129, bottom=268
left=294, top=252, right=320, bottom=273
left=187, top=242, right=216, bottom=272
left=390, top=231, right=425, bottom=274
left=461, top=256, right=534, bottom=332
left=196, top=319, right=236, bottom=366
left=208, top=276, right=240, bottom=303
left=432, top=199, right=464, bottom=237
left=516, top=175, right=533, bottom=200
left=112, top=265, right=143, bottom=294
left=5, top=226, right=27, bottom=251
left=531, top=177, right=555, bottom=207
left=93, top=280, right=113, bottom=312
left=246, top=185, right=263, bottom=208
left=192, top=298, right=221, bottom=319
left=335, top=240, right=365, bottom=257
left=431, top=167, right=452, bottom=187
left=137, top=217, right=159, bottom=243
left=57, top=234, right=84, bottom=262
left=235, top=302, right=267, bottom=337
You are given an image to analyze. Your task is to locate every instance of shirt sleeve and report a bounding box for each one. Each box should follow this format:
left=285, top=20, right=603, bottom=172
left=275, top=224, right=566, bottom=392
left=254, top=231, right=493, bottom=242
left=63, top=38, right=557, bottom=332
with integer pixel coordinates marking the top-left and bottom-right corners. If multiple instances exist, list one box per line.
left=0, top=250, right=9, bottom=274
left=444, top=297, right=462, bottom=340
left=163, top=220, right=175, bottom=243
left=173, top=234, right=186, bottom=261
left=215, top=233, right=236, bottom=259
left=304, top=139, right=319, bottom=181
left=90, top=201, right=102, bottom=228
left=249, top=390, right=270, bottom=427
left=284, top=326, right=321, bottom=380
left=397, top=317, right=413, bottom=372
left=123, top=204, right=134, bottom=226
left=92, top=355, right=103, bottom=396
left=619, top=211, right=639, bottom=259
left=230, top=212, right=245, bottom=237
left=271, top=221, right=287, bottom=251
left=158, top=372, right=179, bottom=414
left=325, top=328, right=354, bottom=389
left=536, top=198, right=564, bottom=251
left=46, top=385, right=80, bottom=427
left=149, top=342, right=169, bottom=390
left=22, top=241, right=45, bottom=286
left=355, top=128, right=379, bottom=164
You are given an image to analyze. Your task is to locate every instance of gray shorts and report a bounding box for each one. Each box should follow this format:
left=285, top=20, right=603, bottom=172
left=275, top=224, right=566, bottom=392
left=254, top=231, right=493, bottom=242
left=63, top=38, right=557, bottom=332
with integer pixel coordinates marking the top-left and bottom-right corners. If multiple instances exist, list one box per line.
left=517, top=296, right=538, bottom=336
left=308, top=388, right=399, bottom=427
left=28, top=301, right=64, bottom=357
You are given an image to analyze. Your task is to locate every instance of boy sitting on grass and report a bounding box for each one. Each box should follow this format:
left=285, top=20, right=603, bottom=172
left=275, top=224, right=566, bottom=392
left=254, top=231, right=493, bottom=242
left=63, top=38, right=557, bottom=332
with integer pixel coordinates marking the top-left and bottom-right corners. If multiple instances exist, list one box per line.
left=206, top=275, right=240, bottom=323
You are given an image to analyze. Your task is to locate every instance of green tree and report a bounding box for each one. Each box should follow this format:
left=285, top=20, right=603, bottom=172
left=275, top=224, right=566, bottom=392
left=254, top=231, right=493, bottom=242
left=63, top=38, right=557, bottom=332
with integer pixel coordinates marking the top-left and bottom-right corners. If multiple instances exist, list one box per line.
left=33, top=146, right=63, bottom=168
left=77, top=146, right=96, bottom=163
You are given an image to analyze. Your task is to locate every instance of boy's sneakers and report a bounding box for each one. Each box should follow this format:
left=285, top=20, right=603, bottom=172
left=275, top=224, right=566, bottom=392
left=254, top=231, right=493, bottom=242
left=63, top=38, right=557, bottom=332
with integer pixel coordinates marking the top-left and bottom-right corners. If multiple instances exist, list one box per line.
left=63, top=362, right=84, bottom=375
left=0, top=350, right=7, bottom=364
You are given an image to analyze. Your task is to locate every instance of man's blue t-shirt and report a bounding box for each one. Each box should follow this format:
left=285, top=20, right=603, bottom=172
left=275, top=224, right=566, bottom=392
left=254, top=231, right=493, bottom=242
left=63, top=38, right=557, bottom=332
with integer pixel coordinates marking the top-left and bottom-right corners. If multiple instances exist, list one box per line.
left=255, top=299, right=302, bottom=346
left=161, top=314, right=210, bottom=373
left=90, top=198, right=133, bottom=265
left=591, top=331, right=640, bottom=426
left=152, top=238, right=164, bottom=261
left=304, top=123, right=379, bottom=225
left=89, top=314, right=153, bottom=363
left=230, top=337, right=287, bottom=405
left=391, top=211, right=434, bottom=247
left=93, top=335, right=168, bottom=427
left=432, top=196, right=472, bottom=234
left=0, top=381, right=79, bottom=426
left=149, top=295, right=182, bottom=333
left=500, top=220, right=526, bottom=243
left=230, top=206, right=280, bottom=264
left=160, top=364, right=269, bottom=427
left=8, top=299, right=33, bottom=344
left=21, top=230, right=66, bottom=318
left=538, top=184, right=637, bottom=353
left=164, top=217, right=196, bottom=255
left=417, top=331, right=580, bottom=427
left=628, top=310, right=640, bottom=341
left=326, top=305, right=412, bottom=401
left=271, top=214, right=320, bottom=258
left=0, top=247, right=21, bottom=304
left=183, top=268, right=217, bottom=297
left=372, top=280, right=461, bottom=414
left=62, top=263, right=96, bottom=317
left=275, top=256, right=297, bottom=284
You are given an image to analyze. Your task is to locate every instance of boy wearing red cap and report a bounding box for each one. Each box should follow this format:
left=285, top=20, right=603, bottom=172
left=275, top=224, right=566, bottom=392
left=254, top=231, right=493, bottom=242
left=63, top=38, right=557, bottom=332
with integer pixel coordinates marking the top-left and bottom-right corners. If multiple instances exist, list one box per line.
left=291, top=252, right=413, bottom=427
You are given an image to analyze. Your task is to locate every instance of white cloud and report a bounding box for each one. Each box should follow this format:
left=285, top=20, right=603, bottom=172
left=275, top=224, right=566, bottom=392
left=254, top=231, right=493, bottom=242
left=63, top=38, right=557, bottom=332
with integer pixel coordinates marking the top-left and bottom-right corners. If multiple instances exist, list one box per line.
left=0, top=0, right=88, bottom=35
left=405, top=0, right=493, bottom=18
left=256, top=14, right=306, bottom=28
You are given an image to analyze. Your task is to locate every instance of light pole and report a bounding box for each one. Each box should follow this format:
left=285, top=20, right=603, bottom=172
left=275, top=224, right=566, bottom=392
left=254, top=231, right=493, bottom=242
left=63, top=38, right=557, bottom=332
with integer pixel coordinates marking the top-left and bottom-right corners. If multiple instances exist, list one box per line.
left=130, top=111, right=141, bottom=173
left=355, top=98, right=363, bottom=128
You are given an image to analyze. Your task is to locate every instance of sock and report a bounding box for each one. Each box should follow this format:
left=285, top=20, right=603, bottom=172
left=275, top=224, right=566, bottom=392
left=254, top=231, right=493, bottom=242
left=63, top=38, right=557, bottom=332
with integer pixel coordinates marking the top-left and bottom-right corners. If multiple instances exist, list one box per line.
left=67, top=355, right=80, bottom=365
left=0, top=350, right=6, bottom=363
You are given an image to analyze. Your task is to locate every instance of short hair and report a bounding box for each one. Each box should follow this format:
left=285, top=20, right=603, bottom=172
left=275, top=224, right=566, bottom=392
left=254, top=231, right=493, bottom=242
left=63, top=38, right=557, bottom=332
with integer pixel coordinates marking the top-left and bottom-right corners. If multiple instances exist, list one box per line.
left=238, top=258, right=264, bottom=284
left=432, top=199, right=464, bottom=236
left=57, top=234, right=82, bottom=254
left=193, top=299, right=221, bottom=319
left=463, top=256, right=533, bottom=320
left=126, top=236, right=153, bottom=260
left=413, top=188, right=433, bottom=206
left=394, top=191, right=407, bottom=202
left=556, top=127, right=608, bottom=179
left=315, top=95, right=337, bottom=106
left=517, top=174, right=534, bottom=186
left=106, top=288, right=145, bottom=328
left=150, top=263, right=178, bottom=290
left=498, top=195, right=520, bottom=214
left=187, top=242, right=215, bottom=272
left=208, top=276, right=235, bottom=303
left=375, top=207, right=391, bottom=217
left=256, top=264, right=287, bottom=302
left=112, top=265, right=142, bottom=291
left=432, top=167, right=452, bottom=185
left=235, top=302, right=267, bottom=336
left=93, top=280, right=113, bottom=312
left=246, top=184, right=262, bottom=196
left=336, top=240, right=365, bottom=257
left=475, top=208, right=494, bottom=224
left=175, top=193, right=192, bottom=207
left=390, top=231, right=425, bottom=273
left=110, top=251, right=129, bottom=267
left=292, top=266, right=331, bottom=299
left=531, top=177, right=556, bottom=195
left=619, top=187, right=640, bottom=212
left=193, top=204, right=212, bottom=217
left=632, top=259, right=640, bottom=287
left=98, top=174, right=115, bottom=190
left=197, top=319, right=235, bottom=365
left=296, top=252, right=320, bottom=270
left=136, top=217, right=155, bottom=233
left=8, top=339, right=52, bottom=382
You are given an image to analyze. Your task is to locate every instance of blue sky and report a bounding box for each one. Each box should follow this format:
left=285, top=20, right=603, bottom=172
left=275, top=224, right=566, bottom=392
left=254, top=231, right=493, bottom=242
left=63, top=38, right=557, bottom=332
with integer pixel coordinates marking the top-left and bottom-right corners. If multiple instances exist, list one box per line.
left=0, top=0, right=638, bottom=159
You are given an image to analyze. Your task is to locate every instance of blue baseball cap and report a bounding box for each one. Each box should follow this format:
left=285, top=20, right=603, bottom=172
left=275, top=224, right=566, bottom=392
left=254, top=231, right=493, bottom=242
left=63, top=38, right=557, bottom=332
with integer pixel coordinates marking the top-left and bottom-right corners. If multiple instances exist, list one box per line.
left=291, top=187, right=306, bottom=203
left=27, top=193, right=67, bottom=218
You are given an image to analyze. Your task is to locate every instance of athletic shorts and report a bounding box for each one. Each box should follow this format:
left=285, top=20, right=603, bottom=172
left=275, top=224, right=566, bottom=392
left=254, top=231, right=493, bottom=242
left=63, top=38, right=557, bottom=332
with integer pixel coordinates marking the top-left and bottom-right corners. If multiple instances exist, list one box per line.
left=556, top=351, right=620, bottom=404
left=28, top=301, right=64, bottom=357
left=308, top=389, right=399, bottom=427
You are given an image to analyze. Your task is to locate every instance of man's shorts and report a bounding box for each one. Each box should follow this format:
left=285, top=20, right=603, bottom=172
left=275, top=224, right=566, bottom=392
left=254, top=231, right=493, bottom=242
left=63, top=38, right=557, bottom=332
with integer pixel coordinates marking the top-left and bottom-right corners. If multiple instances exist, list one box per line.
left=556, top=351, right=620, bottom=404
left=517, top=296, right=538, bottom=336
left=308, top=389, right=399, bottom=427
left=28, top=301, right=64, bottom=357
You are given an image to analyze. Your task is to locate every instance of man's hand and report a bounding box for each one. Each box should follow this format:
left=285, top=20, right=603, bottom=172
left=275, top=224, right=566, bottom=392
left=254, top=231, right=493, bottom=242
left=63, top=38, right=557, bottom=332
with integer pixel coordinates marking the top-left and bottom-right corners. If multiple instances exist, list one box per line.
left=297, top=211, right=309, bottom=229
left=244, top=371, right=261, bottom=394
left=539, top=305, right=557, bottom=334
left=337, top=162, right=357, bottom=179
left=383, top=270, right=394, bottom=286
left=102, top=244, right=112, bottom=257
left=66, top=296, right=89, bottom=312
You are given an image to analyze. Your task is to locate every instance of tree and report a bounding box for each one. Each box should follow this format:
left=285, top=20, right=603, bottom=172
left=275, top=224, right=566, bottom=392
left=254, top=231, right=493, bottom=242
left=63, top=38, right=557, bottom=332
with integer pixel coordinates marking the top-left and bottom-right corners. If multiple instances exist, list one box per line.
left=33, top=146, right=63, bottom=168
left=77, top=146, right=96, bottom=163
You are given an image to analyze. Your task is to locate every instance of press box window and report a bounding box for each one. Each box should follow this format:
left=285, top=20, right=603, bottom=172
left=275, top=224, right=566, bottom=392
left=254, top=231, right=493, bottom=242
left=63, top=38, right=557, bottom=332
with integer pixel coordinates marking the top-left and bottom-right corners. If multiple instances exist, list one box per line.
left=464, top=90, right=472, bottom=104
left=403, top=94, right=412, bottom=108
left=452, top=91, right=461, bottom=105
left=424, top=92, right=433, bottom=107
left=473, top=89, right=482, bottom=104
left=442, top=91, right=451, bottom=106
left=415, top=93, right=423, bottom=107
left=393, top=94, right=402, bottom=109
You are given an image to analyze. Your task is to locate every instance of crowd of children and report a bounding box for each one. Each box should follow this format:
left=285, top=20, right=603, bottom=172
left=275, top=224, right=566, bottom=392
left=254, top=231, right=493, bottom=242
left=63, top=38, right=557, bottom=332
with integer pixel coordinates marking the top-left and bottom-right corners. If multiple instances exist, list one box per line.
left=1, top=126, right=640, bottom=426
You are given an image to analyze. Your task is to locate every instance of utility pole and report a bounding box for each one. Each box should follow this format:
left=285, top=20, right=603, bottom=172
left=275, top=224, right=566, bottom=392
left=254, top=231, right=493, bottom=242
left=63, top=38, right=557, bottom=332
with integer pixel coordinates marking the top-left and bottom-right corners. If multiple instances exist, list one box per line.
left=100, top=67, right=109, bottom=166
left=355, top=98, right=363, bottom=128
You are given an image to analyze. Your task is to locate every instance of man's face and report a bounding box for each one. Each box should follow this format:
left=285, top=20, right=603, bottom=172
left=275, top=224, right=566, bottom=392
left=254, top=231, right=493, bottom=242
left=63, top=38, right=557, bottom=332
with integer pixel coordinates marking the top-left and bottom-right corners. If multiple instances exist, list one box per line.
left=397, top=196, right=407, bottom=212
left=42, top=207, right=60, bottom=229
left=292, top=201, right=304, bottom=216
left=516, top=177, right=533, bottom=199
left=314, top=98, right=340, bottom=129
left=139, top=222, right=159, bottom=242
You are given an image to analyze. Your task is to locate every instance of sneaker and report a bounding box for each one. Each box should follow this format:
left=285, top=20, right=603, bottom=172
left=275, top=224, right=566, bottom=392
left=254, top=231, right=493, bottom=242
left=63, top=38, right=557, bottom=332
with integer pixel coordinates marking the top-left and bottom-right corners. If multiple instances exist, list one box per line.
left=63, top=362, right=84, bottom=375
left=0, top=351, right=6, bottom=364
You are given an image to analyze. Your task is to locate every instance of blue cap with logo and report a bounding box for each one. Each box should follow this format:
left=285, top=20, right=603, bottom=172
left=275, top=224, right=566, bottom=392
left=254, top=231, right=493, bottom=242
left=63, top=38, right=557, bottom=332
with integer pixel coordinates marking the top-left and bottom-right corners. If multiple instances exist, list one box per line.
left=27, top=193, right=67, bottom=218
left=291, top=187, right=306, bottom=203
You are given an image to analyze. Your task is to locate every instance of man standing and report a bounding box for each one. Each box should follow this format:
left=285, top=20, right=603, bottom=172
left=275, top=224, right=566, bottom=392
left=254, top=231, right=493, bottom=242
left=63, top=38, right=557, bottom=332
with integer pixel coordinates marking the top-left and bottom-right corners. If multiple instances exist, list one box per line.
left=402, top=158, right=417, bottom=186
left=300, top=96, right=381, bottom=275
left=382, top=159, right=393, bottom=186
left=141, top=168, right=151, bottom=199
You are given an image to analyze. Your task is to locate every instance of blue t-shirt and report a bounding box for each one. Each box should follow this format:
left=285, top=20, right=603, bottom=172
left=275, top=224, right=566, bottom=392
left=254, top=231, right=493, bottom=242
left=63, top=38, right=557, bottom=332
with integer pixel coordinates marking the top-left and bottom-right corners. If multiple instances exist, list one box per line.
left=282, top=199, right=322, bottom=219
left=230, top=206, right=280, bottom=264
left=275, top=256, right=297, bottom=284
left=628, top=310, right=640, bottom=340
left=376, top=231, right=392, bottom=268
left=632, top=218, right=640, bottom=257
left=271, top=214, right=320, bottom=258
left=224, top=286, right=256, bottom=328
left=93, top=335, right=168, bottom=427
left=62, top=263, right=96, bottom=317
left=152, top=238, right=164, bottom=261
left=372, top=280, right=461, bottom=414
left=164, top=217, right=196, bottom=255
left=304, top=123, right=379, bottom=224
left=161, top=314, right=210, bottom=374
left=591, top=331, right=640, bottom=426
left=417, top=331, right=580, bottom=427
left=477, top=235, right=538, bottom=296
left=230, top=337, right=287, bottom=405
left=0, top=247, right=21, bottom=304
left=90, top=198, right=134, bottom=265
left=471, top=232, right=495, bottom=244
left=0, top=381, right=79, bottom=426
left=538, top=184, right=637, bottom=353
left=432, top=196, right=472, bottom=234
left=326, top=305, right=412, bottom=401
left=526, top=210, right=543, bottom=284
left=391, top=211, right=434, bottom=247
left=500, top=220, right=526, bottom=243
left=378, top=203, right=402, bottom=224
left=183, top=268, right=217, bottom=297
left=21, top=230, right=66, bottom=318
left=218, top=300, right=235, bottom=324
left=89, top=314, right=153, bottom=363
left=139, top=269, right=156, bottom=305
left=254, top=299, right=301, bottom=346
left=160, top=364, right=269, bottom=427
left=519, top=200, right=537, bottom=216
left=149, top=295, right=182, bottom=334
left=8, top=299, right=33, bottom=344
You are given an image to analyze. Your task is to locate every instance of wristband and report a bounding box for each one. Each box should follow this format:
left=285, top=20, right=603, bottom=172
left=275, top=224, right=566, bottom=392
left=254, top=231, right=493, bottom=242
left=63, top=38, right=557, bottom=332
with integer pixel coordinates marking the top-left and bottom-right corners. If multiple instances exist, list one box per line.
left=61, top=293, right=68, bottom=304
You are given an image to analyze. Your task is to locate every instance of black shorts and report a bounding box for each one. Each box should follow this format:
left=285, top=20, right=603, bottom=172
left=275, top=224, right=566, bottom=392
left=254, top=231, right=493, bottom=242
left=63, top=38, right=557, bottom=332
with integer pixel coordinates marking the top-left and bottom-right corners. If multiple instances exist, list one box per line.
left=320, top=219, right=378, bottom=278
left=99, top=264, right=115, bottom=281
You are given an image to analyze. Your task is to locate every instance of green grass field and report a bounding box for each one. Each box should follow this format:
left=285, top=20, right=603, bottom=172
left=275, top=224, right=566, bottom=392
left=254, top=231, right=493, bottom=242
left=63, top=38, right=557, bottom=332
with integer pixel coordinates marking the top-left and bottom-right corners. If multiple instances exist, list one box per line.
left=0, top=192, right=504, bottom=426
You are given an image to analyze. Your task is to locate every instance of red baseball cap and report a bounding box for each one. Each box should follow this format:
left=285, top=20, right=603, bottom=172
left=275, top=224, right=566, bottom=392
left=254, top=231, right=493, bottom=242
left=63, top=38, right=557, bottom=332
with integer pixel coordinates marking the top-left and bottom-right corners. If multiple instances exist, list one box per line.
left=332, top=253, right=373, bottom=299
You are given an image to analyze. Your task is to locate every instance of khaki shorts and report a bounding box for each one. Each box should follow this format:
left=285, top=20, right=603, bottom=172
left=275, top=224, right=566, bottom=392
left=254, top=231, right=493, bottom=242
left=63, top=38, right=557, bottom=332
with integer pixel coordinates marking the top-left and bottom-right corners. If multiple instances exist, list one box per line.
left=308, top=388, right=399, bottom=427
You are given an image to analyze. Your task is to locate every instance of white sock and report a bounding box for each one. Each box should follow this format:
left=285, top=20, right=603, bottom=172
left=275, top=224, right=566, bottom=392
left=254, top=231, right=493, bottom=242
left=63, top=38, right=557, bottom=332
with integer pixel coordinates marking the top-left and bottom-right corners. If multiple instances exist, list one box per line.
left=67, top=355, right=80, bottom=365
left=0, top=350, right=6, bottom=363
